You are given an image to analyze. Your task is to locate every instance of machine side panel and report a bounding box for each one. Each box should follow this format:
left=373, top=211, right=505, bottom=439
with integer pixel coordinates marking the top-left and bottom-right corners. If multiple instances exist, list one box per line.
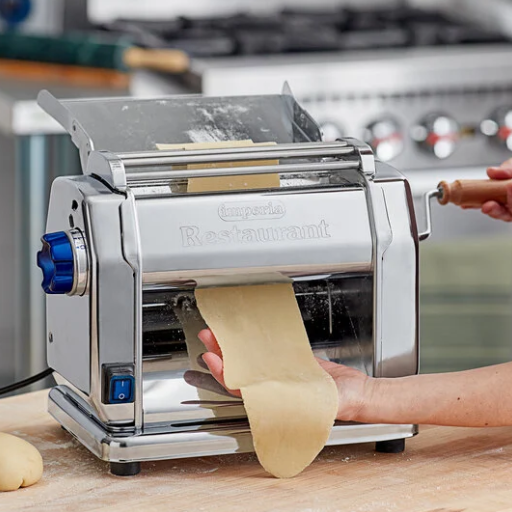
left=46, top=178, right=91, bottom=394
left=378, top=182, right=419, bottom=377
left=86, top=192, right=138, bottom=425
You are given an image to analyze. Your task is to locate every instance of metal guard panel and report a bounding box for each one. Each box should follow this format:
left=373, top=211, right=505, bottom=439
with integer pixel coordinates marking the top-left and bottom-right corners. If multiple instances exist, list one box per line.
left=37, top=91, right=322, bottom=163
left=136, top=188, right=373, bottom=281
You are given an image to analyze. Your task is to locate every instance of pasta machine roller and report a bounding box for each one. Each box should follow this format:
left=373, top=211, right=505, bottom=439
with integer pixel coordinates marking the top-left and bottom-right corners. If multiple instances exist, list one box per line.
left=36, top=86, right=425, bottom=476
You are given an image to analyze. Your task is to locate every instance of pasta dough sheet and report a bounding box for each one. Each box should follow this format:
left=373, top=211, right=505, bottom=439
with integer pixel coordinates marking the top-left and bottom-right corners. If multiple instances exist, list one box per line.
left=157, top=139, right=338, bottom=477
left=156, top=140, right=280, bottom=192
left=195, top=284, right=339, bottom=478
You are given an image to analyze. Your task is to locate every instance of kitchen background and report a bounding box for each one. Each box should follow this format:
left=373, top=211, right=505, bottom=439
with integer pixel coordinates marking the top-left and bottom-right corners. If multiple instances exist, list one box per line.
left=1, top=0, right=512, bottom=389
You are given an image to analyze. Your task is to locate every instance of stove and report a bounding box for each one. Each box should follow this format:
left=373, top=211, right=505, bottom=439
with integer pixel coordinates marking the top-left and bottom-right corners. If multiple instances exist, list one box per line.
left=102, top=5, right=512, bottom=173
left=104, top=7, right=508, bottom=56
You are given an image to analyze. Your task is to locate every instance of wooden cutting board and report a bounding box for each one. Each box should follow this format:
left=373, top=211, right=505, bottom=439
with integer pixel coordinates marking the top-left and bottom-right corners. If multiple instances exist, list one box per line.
left=2, top=390, right=512, bottom=512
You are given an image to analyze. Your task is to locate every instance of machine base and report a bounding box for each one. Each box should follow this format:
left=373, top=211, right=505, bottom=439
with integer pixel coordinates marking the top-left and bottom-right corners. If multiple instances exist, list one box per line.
left=49, top=386, right=417, bottom=472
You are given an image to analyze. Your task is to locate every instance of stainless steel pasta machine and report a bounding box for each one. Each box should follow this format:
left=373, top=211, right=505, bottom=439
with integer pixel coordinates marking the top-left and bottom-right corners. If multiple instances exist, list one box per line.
left=36, top=86, right=426, bottom=475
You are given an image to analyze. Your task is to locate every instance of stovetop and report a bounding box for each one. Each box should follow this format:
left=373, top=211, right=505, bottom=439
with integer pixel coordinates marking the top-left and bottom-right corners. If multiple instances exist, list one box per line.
left=101, top=6, right=511, bottom=58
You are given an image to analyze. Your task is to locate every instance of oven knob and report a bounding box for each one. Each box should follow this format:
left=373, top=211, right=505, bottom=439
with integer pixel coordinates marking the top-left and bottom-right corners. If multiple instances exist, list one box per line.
left=480, top=108, right=512, bottom=151
left=411, top=114, right=459, bottom=159
left=319, top=121, right=344, bottom=142
left=362, top=118, right=403, bottom=162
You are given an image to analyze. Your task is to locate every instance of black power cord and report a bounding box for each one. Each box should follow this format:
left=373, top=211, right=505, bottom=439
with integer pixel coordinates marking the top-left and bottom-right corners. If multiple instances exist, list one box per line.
left=0, top=368, right=54, bottom=396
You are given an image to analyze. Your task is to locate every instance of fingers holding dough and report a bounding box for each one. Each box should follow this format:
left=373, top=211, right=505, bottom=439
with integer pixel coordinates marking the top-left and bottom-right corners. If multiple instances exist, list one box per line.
left=0, top=433, right=43, bottom=492
left=198, top=329, right=223, bottom=359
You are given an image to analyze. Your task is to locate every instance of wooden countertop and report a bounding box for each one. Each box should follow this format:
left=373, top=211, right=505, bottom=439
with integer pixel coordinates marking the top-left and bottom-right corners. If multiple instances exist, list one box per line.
left=1, top=390, right=512, bottom=512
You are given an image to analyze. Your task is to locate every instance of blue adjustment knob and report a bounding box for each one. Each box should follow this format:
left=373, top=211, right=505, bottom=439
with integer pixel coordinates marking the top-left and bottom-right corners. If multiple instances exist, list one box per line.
left=37, top=232, right=74, bottom=295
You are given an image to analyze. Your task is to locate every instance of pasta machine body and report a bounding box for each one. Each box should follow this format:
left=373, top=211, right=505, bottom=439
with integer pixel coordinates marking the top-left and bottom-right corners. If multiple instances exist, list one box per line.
left=36, top=89, right=423, bottom=475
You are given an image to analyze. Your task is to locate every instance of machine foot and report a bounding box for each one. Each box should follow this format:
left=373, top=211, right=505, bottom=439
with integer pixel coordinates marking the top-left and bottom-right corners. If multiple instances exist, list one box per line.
left=110, top=462, right=141, bottom=476
left=375, top=438, right=405, bottom=454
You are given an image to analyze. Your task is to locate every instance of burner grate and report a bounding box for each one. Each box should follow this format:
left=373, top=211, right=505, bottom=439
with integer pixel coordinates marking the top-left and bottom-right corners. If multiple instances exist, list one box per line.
left=100, top=7, right=511, bottom=57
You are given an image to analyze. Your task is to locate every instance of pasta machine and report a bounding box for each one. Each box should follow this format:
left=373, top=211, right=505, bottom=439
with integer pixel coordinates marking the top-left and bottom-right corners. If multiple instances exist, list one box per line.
left=36, top=87, right=426, bottom=476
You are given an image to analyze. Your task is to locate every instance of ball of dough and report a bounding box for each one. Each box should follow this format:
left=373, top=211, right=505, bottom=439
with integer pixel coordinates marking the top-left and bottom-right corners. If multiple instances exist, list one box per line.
left=0, top=432, right=43, bottom=491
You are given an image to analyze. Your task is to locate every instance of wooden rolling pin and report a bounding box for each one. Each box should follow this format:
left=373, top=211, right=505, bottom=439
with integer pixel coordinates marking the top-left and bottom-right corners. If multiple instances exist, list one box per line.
left=437, top=179, right=512, bottom=207
left=0, top=32, right=189, bottom=74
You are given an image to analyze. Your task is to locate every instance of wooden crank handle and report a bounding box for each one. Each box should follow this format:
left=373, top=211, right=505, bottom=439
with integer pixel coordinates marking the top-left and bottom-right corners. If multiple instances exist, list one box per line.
left=437, top=179, right=512, bottom=207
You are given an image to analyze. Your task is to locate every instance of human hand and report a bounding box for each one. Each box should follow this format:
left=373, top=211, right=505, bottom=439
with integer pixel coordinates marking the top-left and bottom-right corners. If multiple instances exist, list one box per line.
left=481, top=158, right=512, bottom=222
left=197, top=329, right=373, bottom=422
